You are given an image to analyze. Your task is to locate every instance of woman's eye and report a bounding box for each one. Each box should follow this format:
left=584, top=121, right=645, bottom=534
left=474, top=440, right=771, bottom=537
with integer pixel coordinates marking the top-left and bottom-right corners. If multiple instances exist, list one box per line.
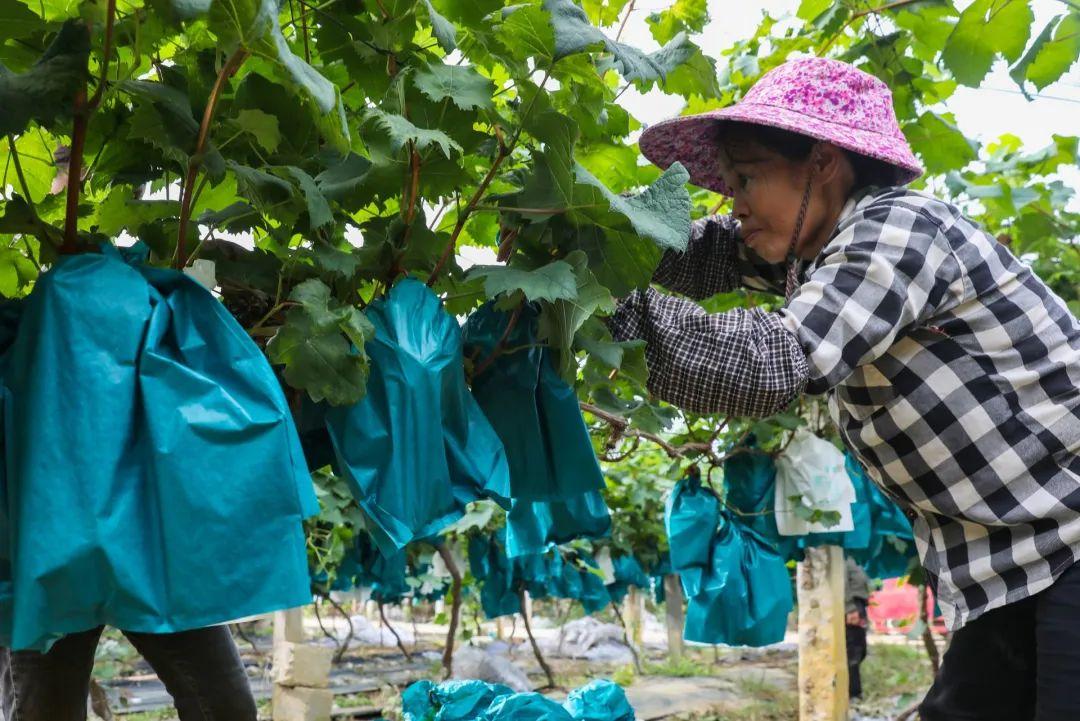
left=737, top=173, right=750, bottom=188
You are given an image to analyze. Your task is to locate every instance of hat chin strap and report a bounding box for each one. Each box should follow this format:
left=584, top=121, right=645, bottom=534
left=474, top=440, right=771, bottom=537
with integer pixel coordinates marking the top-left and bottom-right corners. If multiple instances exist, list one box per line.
left=785, top=147, right=821, bottom=302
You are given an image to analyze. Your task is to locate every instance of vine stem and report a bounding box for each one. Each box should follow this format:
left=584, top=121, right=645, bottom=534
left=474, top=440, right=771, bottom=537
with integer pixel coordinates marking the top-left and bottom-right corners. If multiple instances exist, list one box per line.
left=61, top=0, right=118, bottom=254
left=378, top=601, right=412, bottom=661
left=518, top=588, right=557, bottom=689
left=472, top=304, right=522, bottom=378
left=7, top=136, right=51, bottom=252
left=615, top=0, right=635, bottom=42
left=427, top=68, right=554, bottom=286
left=610, top=600, right=643, bottom=674
left=397, top=143, right=422, bottom=259
left=816, top=0, right=928, bottom=56
left=175, top=47, right=248, bottom=269
left=62, top=85, right=90, bottom=253
left=326, top=596, right=355, bottom=663
left=579, top=402, right=716, bottom=460
left=437, top=544, right=463, bottom=679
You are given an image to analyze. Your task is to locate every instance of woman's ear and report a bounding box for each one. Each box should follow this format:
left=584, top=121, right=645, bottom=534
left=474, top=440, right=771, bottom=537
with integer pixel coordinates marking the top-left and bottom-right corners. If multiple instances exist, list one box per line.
left=814, top=143, right=854, bottom=189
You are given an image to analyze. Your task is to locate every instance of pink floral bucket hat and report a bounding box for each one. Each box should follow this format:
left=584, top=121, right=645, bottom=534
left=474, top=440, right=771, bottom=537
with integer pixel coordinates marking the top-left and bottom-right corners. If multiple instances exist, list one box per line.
left=639, top=56, right=924, bottom=195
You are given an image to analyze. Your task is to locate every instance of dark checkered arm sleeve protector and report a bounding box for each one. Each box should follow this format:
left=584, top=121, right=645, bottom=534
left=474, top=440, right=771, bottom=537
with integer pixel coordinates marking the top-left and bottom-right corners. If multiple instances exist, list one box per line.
left=780, top=203, right=962, bottom=394
left=652, top=214, right=791, bottom=298
left=608, top=287, right=809, bottom=417
left=651, top=215, right=742, bottom=299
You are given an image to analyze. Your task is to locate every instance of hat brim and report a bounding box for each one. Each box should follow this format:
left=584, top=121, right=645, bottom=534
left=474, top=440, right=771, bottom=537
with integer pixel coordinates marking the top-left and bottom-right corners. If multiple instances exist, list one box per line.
left=639, top=103, right=925, bottom=196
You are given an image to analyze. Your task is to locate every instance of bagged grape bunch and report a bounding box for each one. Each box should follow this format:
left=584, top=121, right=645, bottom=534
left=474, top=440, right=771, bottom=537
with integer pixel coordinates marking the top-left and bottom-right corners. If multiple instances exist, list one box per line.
left=0, top=245, right=317, bottom=651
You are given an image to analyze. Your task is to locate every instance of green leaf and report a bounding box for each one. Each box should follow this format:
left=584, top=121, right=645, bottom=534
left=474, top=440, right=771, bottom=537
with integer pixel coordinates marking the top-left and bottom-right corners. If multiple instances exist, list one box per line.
left=283, top=166, right=333, bottom=230
left=267, top=24, right=338, bottom=114
left=1020, top=13, right=1080, bottom=91
left=0, top=0, right=44, bottom=41
left=1009, top=16, right=1058, bottom=95
left=233, top=108, right=281, bottom=153
left=576, top=316, right=648, bottom=386
left=312, top=243, right=363, bottom=278
left=942, top=0, right=1033, bottom=87
left=207, top=0, right=276, bottom=48
left=267, top=279, right=375, bottom=406
left=659, top=46, right=720, bottom=99
left=796, top=0, right=831, bottom=21
left=903, top=111, right=978, bottom=175
left=429, top=0, right=502, bottom=25
left=468, top=260, right=579, bottom=302
left=572, top=220, right=661, bottom=297
left=545, top=0, right=662, bottom=79
left=537, top=249, right=615, bottom=383
left=499, top=4, right=556, bottom=60
left=15, top=0, right=78, bottom=21
left=0, top=20, right=88, bottom=136
left=646, top=0, right=707, bottom=44
left=573, top=161, right=691, bottom=252
left=228, top=161, right=295, bottom=208
left=366, top=108, right=463, bottom=158
left=413, top=63, right=494, bottom=111
left=0, top=246, right=37, bottom=296
left=121, top=79, right=199, bottom=133
left=315, top=153, right=373, bottom=203
left=421, top=0, right=457, bottom=52
left=91, top=191, right=181, bottom=236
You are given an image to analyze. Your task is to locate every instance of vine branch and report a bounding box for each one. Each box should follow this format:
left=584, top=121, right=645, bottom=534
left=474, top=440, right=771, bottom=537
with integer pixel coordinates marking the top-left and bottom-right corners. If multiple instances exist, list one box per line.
left=427, top=68, right=554, bottom=286
left=437, top=544, right=463, bottom=679
left=61, top=0, right=118, bottom=254
left=817, top=0, right=928, bottom=56
left=176, top=47, right=249, bottom=268
left=472, top=304, right=522, bottom=378
left=580, top=402, right=717, bottom=461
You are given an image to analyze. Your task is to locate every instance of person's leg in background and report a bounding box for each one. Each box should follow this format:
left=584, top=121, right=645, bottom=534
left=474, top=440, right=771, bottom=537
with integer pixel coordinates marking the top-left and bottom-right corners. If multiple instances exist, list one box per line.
left=846, top=599, right=868, bottom=700
left=918, top=596, right=1037, bottom=721
left=122, top=625, right=257, bottom=721
left=0, top=626, right=105, bottom=721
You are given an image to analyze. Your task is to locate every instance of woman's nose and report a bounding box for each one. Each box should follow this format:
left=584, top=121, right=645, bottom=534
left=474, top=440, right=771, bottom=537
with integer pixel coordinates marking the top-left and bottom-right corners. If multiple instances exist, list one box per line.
left=732, top=192, right=750, bottom=220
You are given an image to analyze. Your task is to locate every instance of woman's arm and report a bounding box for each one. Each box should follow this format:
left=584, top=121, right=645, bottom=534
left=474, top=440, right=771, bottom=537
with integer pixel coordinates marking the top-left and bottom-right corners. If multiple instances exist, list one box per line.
left=652, top=215, right=791, bottom=299
left=609, top=199, right=961, bottom=416
left=608, top=287, right=809, bottom=416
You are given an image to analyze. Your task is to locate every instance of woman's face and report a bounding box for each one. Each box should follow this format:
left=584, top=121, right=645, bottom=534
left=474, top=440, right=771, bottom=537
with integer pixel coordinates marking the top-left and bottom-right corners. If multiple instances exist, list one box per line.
left=718, top=139, right=848, bottom=264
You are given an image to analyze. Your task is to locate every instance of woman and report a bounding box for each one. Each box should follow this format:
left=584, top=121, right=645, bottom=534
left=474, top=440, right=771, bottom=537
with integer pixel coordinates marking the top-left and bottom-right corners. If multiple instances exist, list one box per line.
left=611, top=56, right=1080, bottom=720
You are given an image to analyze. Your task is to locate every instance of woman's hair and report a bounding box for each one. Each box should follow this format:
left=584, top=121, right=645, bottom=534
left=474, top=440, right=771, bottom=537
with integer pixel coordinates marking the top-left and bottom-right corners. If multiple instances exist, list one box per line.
left=715, top=121, right=900, bottom=192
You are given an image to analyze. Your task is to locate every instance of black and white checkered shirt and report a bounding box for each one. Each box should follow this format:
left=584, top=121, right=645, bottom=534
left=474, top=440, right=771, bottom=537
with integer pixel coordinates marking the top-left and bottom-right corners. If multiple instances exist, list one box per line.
left=609, top=186, right=1080, bottom=630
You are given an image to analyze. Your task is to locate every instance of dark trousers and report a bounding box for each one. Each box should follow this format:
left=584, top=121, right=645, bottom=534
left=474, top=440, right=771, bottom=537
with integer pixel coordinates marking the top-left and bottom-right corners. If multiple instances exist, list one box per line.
left=846, top=623, right=867, bottom=698
left=0, top=625, right=258, bottom=721
left=920, top=561, right=1080, bottom=721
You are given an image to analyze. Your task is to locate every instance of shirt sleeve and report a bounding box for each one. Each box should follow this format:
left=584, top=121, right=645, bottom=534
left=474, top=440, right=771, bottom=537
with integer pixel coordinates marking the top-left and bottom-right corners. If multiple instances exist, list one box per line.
left=607, top=287, right=809, bottom=417
left=780, top=202, right=962, bottom=395
left=652, top=215, right=791, bottom=299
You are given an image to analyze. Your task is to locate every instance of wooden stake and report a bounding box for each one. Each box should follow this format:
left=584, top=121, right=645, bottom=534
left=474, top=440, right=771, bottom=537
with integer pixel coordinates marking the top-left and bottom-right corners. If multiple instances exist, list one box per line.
left=663, top=575, right=685, bottom=661
left=797, top=546, right=849, bottom=721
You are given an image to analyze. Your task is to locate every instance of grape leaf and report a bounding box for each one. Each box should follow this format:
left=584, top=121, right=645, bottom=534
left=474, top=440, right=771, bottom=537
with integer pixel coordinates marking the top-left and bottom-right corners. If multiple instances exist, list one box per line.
left=267, top=279, right=374, bottom=406
left=421, top=0, right=457, bottom=52
left=942, top=0, right=1033, bottom=87
left=0, top=20, right=89, bottom=136
left=646, top=0, right=707, bottom=44
left=537, top=249, right=615, bottom=383
left=468, top=260, right=579, bottom=302
left=1017, top=13, right=1080, bottom=91
left=233, top=108, right=281, bottom=153
left=366, top=108, right=463, bottom=158
left=903, top=111, right=978, bottom=175
left=574, top=161, right=691, bottom=252
left=413, top=63, right=494, bottom=111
